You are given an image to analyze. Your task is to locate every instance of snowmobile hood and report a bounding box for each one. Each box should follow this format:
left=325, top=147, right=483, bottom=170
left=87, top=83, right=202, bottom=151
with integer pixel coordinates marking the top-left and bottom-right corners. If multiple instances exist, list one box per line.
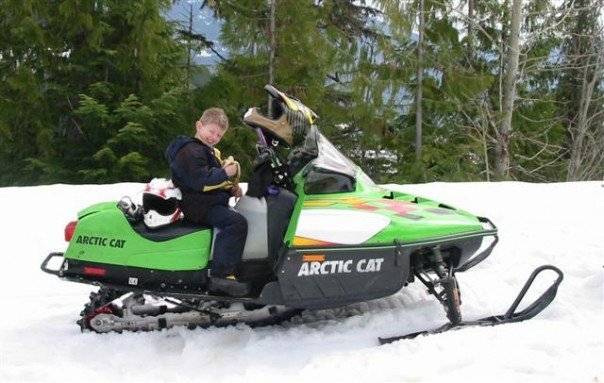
left=164, top=135, right=197, bottom=163
left=289, top=184, right=492, bottom=247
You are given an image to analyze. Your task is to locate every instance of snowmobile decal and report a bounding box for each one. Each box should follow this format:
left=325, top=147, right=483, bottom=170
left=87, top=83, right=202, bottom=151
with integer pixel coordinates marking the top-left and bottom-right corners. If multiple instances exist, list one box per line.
left=297, top=259, right=352, bottom=276
left=290, top=191, right=487, bottom=246
left=302, top=254, right=326, bottom=262
left=381, top=200, right=416, bottom=216
left=75, top=235, right=126, bottom=249
left=301, top=196, right=428, bottom=223
left=297, top=257, right=385, bottom=276
left=294, top=209, right=391, bottom=245
left=302, top=196, right=379, bottom=210
left=292, top=236, right=334, bottom=247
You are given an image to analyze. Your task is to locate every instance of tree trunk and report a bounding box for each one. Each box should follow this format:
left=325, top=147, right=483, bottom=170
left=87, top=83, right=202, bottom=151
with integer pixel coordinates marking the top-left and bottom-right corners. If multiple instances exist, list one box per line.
left=567, top=52, right=603, bottom=180
left=186, top=3, right=193, bottom=89
left=565, top=0, right=604, bottom=181
left=267, top=0, right=276, bottom=117
left=415, top=0, right=425, bottom=161
left=467, top=0, right=474, bottom=63
left=495, top=0, right=522, bottom=179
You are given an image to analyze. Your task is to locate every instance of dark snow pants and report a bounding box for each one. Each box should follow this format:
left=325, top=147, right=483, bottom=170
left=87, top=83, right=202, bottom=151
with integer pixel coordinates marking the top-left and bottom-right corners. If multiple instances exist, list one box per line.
left=204, top=204, right=248, bottom=277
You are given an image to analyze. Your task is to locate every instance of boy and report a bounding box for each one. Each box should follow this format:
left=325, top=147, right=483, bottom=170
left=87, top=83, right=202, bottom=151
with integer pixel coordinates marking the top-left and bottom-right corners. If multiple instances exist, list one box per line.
left=165, top=107, right=249, bottom=297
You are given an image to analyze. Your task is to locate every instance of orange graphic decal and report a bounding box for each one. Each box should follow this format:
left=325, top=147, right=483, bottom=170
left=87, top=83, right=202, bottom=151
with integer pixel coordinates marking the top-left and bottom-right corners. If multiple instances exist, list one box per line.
left=293, top=236, right=335, bottom=247
left=341, top=197, right=366, bottom=205
left=302, top=254, right=326, bottom=262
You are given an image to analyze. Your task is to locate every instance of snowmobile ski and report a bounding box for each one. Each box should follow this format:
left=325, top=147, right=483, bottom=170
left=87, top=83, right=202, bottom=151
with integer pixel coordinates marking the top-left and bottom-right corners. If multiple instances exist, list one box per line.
left=379, top=265, right=564, bottom=344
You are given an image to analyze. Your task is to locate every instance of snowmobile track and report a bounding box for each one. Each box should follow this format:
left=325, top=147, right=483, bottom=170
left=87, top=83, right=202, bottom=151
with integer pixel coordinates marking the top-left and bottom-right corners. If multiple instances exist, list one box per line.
left=77, top=286, right=418, bottom=334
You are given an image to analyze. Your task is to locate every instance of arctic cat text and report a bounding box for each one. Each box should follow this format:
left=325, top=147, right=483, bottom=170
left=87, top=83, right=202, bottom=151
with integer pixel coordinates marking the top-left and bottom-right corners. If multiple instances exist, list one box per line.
left=75, top=235, right=126, bottom=248
left=297, top=258, right=384, bottom=276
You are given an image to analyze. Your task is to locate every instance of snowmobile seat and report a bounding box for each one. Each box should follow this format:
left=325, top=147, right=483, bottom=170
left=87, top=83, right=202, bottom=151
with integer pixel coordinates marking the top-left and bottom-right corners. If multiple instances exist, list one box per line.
left=131, top=219, right=210, bottom=242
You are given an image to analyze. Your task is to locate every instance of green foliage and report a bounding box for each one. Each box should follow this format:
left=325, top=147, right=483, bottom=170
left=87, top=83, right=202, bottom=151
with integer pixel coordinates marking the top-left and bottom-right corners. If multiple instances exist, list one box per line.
left=0, top=0, right=600, bottom=185
left=0, top=0, right=187, bottom=185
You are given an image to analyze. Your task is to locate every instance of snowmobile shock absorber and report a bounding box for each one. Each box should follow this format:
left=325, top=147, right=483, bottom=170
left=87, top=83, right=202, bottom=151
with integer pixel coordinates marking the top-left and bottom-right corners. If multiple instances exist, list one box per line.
left=428, top=246, right=448, bottom=279
left=417, top=246, right=463, bottom=325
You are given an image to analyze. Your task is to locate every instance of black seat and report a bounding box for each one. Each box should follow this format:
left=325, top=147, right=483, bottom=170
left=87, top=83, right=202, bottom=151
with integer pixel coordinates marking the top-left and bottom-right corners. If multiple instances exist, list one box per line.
left=131, top=219, right=210, bottom=242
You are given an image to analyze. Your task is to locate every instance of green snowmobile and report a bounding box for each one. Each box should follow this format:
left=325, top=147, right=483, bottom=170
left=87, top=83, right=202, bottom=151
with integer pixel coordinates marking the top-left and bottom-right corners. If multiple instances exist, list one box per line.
left=42, top=85, right=560, bottom=338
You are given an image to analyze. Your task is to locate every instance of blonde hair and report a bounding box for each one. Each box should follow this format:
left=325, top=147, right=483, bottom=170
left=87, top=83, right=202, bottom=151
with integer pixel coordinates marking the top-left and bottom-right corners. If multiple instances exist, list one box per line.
left=199, top=107, right=229, bottom=130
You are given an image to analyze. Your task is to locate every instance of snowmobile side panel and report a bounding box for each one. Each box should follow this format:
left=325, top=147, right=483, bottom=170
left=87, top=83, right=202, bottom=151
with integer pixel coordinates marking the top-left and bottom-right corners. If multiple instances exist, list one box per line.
left=283, top=168, right=375, bottom=245
left=65, top=204, right=212, bottom=271
left=309, top=191, right=484, bottom=245
left=285, top=167, right=487, bottom=249
left=275, top=245, right=410, bottom=309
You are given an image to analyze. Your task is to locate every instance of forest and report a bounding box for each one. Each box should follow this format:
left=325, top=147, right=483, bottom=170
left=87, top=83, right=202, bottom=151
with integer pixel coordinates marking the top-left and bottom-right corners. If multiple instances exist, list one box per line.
left=0, top=0, right=602, bottom=186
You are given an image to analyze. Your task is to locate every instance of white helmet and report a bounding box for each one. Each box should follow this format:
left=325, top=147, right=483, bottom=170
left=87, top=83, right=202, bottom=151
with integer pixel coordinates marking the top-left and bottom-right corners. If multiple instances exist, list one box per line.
left=142, top=178, right=182, bottom=229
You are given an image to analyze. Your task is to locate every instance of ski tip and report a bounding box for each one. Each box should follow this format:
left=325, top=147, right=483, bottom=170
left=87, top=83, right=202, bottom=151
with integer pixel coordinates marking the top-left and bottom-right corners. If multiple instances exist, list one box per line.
left=378, top=336, right=399, bottom=345
left=378, top=333, right=421, bottom=345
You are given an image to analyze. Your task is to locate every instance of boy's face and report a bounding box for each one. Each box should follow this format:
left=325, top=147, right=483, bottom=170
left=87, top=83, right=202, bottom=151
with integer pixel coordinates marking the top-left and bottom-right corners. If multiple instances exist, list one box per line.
left=196, top=121, right=226, bottom=147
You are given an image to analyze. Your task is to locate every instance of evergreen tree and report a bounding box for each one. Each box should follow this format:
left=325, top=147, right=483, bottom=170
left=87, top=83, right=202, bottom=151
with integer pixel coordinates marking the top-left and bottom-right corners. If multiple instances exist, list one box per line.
left=1, top=0, right=601, bottom=185
left=0, top=0, right=188, bottom=185
left=203, top=0, right=395, bottom=181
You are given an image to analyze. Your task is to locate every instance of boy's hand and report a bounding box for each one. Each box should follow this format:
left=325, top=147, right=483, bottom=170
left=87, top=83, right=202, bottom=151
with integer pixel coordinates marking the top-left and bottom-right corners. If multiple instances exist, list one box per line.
left=231, top=185, right=243, bottom=198
left=223, top=162, right=238, bottom=177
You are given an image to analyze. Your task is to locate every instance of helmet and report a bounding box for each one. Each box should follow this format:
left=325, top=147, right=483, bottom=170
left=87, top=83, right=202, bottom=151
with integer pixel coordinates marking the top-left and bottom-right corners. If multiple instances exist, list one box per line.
left=242, top=85, right=318, bottom=147
left=142, top=178, right=182, bottom=229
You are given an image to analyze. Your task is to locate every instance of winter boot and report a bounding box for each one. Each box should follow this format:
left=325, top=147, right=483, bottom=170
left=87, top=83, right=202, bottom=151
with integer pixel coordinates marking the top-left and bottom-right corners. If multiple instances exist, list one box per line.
left=209, top=274, right=250, bottom=297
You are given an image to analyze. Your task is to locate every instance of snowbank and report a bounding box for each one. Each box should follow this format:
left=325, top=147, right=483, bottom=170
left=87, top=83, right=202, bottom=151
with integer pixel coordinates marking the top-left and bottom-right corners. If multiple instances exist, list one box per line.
left=0, top=181, right=602, bottom=382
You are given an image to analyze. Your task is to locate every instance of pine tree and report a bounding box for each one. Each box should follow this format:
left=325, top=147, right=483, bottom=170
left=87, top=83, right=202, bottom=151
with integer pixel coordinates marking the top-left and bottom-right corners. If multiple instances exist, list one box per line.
left=0, top=0, right=189, bottom=185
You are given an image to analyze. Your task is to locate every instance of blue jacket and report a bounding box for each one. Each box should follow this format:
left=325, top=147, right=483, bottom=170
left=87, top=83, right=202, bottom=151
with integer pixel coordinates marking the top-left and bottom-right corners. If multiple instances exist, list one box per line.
left=165, top=135, right=229, bottom=193
left=165, top=136, right=230, bottom=222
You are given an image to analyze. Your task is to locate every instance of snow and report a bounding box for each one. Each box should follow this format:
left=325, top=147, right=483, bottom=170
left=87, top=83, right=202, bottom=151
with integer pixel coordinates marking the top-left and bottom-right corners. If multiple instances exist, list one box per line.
left=0, top=181, right=602, bottom=382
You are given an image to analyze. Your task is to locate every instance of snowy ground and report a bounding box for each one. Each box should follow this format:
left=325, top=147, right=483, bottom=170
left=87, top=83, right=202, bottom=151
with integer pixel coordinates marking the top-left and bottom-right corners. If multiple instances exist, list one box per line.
left=0, top=181, right=602, bottom=382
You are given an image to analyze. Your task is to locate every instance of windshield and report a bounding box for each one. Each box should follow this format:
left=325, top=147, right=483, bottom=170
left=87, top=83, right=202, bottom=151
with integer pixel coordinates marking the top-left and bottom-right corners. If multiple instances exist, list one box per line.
left=313, top=132, right=357, bottom=179
left=297, top=127, right=361, bottom=194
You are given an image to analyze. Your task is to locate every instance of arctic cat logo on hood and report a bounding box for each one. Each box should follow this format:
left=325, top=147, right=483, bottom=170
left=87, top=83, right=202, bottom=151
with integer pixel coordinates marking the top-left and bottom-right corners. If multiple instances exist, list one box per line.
left=75, top=235, right=126, bottom=249
left=297, top=257, right=384, bottom=277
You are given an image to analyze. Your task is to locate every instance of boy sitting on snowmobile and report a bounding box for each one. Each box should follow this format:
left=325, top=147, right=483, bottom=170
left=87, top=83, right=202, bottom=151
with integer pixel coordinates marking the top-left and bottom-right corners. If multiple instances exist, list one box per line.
left=165, top=107, right=249, bottom=297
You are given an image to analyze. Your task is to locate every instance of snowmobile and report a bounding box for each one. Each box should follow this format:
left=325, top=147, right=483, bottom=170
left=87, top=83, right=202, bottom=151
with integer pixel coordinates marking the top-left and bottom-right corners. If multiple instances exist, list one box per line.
left=42, top=85, right=562, bottom=339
